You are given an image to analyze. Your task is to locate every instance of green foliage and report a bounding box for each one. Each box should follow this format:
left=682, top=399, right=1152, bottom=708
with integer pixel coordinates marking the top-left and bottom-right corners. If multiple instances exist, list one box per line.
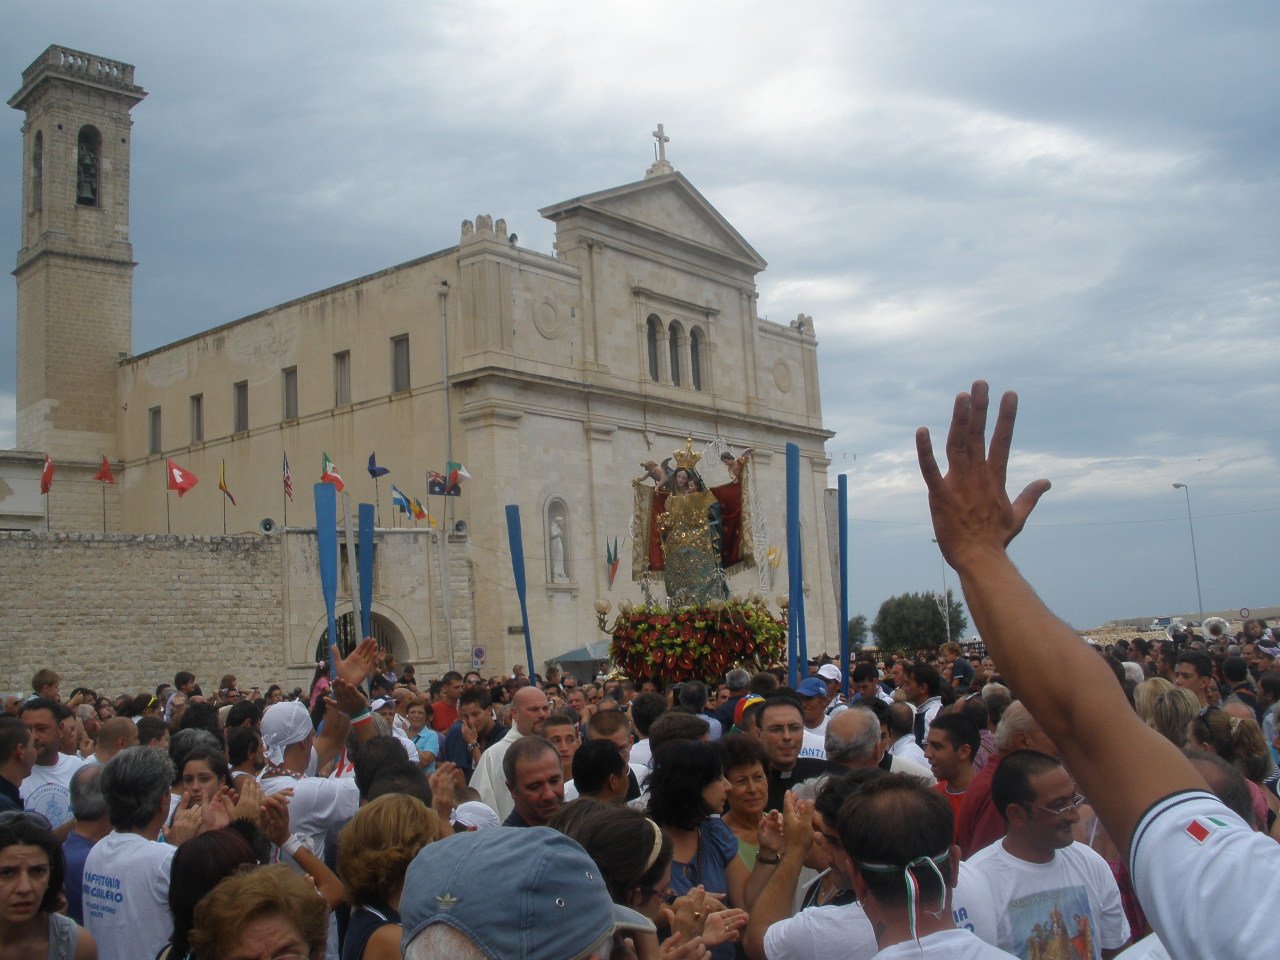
left=871, top=590, right=967, bottom=652
left=847, top=614, right=869, bottom=649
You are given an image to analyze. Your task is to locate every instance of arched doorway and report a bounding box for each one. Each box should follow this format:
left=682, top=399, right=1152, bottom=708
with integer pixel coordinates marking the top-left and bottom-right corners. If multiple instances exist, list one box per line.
left=315, top=611, right=407, bottom=664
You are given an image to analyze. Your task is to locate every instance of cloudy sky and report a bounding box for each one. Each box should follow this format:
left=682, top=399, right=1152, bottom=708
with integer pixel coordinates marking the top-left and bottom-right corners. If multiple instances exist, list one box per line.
left=3, top=1, right=1277, bottom=632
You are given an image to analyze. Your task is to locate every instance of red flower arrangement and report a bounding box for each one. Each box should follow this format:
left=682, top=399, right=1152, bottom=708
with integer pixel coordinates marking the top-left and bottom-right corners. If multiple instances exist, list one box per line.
left=608, top=600, right=787, bottom=685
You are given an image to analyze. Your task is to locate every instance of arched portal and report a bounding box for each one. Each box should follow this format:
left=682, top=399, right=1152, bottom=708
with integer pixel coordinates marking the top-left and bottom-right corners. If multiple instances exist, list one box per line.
left=315, top=610, right=407, bottom=664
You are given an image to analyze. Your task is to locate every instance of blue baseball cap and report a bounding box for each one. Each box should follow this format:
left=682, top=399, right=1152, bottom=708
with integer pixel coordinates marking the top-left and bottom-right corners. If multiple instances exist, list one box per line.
left=797, top=677, right=828, bottom=698
left=400, top=826, right=655, bottom=959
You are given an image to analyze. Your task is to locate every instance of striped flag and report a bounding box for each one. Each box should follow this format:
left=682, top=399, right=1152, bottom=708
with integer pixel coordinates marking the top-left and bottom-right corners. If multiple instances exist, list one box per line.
left=411, top=496, right=431, bottom=523
left=391, top=484, right=411, bottom=515
left=282, top=453, right=294, bottom=501
left=320, top=453, right=345, bottom=492
left=218, top=460, right=237, bottom=506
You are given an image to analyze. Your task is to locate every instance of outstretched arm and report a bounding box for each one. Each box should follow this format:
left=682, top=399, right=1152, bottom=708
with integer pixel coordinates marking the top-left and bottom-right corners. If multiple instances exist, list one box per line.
left=916, top=381, right=1203, bottom=852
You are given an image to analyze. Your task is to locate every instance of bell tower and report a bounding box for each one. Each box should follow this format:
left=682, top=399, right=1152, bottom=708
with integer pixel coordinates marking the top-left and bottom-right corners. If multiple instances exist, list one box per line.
left=9, top=46, right=145, bottom=458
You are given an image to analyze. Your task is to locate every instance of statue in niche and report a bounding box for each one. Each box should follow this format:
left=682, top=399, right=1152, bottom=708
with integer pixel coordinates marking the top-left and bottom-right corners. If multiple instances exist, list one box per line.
left=547, top=522, right=568, bottom=583
left=632, top=438, right=754, bottom=605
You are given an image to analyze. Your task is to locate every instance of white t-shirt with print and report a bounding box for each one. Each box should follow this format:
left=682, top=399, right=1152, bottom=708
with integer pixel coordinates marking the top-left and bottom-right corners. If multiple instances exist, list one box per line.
left=954, top=840, right=1129, bottom=960
left=82, top=830, right=175, bottom=960
left=21, top=752, right=84, bottom=827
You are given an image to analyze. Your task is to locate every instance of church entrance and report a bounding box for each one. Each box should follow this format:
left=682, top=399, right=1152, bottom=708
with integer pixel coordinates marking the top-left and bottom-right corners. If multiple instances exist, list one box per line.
left=315, top=611, right=407, bottom=664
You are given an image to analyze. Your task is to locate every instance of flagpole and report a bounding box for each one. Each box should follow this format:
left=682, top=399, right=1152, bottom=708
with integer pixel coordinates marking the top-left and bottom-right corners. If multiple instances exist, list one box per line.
left=45, top=490, right=50, bottom=531
left=222, top=487, right=227, bottom=535
left=374, top=476, right=381, bottom=528
left=165, top=488, right=171, bottom=535
left=101, top=483, right=107, bottom=533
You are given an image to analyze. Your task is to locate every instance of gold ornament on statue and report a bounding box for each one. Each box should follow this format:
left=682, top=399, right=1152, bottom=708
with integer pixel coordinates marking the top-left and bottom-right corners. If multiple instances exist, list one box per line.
left=672, top=437, right=702, bottom=472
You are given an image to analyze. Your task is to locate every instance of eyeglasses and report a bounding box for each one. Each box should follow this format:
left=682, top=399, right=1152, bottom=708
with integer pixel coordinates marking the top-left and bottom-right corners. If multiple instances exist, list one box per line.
left=0, top=810, right=53, bottom=830
left=638, top=884, right=676, bottom=905
left=1022, top=793, right=1085, bottom=818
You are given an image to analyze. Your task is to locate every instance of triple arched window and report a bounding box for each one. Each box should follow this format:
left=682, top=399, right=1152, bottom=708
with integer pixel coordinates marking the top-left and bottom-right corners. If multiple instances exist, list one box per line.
left=645, top=313, right=706, bottom=391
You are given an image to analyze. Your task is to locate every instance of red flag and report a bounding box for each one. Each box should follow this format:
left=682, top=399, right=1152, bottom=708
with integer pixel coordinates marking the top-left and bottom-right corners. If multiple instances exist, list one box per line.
left=93, top=455, right=115, bottom=484
left=165, top=458, right=198, bottom=497
left=40, top=455, right=54, bottom=494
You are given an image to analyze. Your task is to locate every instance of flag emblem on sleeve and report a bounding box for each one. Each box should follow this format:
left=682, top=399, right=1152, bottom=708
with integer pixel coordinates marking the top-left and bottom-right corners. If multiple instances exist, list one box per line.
left=1184, top=816, right=1228, bottom=843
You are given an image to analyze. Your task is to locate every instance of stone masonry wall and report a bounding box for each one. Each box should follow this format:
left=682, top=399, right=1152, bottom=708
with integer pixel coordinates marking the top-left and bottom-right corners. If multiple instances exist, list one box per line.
left=0, top=531, right=284, bottom=697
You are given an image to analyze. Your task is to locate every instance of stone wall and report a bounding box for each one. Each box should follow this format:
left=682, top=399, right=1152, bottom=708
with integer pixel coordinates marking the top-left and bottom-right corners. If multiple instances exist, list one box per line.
left=0, top=530, right=284, bottom=697
left=0, top=526, right=476, bottom=699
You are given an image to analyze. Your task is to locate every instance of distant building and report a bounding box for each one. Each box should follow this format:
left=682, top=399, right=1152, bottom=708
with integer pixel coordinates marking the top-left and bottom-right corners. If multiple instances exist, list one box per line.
left=2, top=46, right=836, bottom=686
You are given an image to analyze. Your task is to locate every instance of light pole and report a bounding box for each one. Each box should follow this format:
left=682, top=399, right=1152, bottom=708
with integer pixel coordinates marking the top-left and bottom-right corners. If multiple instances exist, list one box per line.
left=931, top=538, right=951, bottom=645
left=1172, top=483, right=1205, bottom=626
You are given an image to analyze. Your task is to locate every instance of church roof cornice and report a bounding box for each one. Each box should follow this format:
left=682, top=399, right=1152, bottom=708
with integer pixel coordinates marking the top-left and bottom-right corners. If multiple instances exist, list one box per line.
left=538, top=172, right=767, bottom=273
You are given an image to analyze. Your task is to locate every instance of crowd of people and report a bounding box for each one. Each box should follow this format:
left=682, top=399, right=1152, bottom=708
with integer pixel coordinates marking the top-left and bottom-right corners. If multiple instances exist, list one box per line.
left=2, top=381, right=1276, bottom=960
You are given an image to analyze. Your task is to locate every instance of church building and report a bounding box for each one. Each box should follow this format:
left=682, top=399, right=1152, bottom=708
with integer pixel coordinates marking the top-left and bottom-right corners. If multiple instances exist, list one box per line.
left=2, top=45, right=836, bottom=685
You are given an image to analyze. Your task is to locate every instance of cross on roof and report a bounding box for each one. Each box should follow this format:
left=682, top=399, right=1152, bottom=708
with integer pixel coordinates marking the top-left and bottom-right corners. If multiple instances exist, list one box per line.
left=652, top=124, right=670, bottom=163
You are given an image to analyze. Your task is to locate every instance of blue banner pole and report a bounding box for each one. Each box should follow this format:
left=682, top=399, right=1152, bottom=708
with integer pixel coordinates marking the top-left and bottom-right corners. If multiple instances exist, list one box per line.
left=505, top=505, right=536, bottom=680
left=358, top=502, right=375, bottom=640
left=785, top=443, right=801, bottom=688
left=314, top=483, right=339, bottom=680
left=838, top=473, right=850, bottom=700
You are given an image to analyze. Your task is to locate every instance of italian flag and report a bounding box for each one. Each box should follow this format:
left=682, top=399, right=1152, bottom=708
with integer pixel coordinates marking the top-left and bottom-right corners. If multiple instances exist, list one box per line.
left=320, top=453, right=345, bottom=492
left=1184, top=816, right=1228, bottom=843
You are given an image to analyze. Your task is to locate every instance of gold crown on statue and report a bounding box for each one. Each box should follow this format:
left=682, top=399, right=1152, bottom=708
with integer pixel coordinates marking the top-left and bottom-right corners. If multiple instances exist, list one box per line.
left=672, top=437, right=702, bottom=471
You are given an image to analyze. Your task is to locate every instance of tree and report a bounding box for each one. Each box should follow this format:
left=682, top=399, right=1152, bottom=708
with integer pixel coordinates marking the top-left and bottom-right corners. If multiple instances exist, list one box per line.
left=871, top=590, right=967, bottom=653
left=847, top=614, right=869, bottom=650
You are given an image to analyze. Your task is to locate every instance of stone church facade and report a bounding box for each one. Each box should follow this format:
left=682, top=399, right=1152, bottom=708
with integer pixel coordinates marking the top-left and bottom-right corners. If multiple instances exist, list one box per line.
left=2, top=46, right=836, bottom=687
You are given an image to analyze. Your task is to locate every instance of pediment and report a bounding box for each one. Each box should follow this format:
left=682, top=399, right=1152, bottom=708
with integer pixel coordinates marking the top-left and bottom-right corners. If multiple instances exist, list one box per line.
left=540, top=172, right=766, bottom=272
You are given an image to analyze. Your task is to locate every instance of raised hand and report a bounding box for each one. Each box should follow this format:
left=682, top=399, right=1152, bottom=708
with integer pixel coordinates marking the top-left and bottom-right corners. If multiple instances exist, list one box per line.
left=331, top=636, right=379, bottom=687
left=916, top=380, right=1051, bottom=569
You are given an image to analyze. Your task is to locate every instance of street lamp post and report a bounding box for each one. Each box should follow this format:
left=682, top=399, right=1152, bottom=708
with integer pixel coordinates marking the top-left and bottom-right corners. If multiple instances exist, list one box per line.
left=1172, top=483, right=1205, bottom=626
left=932, top=538, right=951, bottom=645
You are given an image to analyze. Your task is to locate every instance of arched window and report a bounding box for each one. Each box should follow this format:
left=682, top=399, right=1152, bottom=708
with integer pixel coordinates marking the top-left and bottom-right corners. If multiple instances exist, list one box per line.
left=690, top=326, right=704, bottom=391
left=546, top=498, right=570, bottom=583
left=646, top=315, right=662, bottom=382
left=76, top=125, right=101, bottom=207
left=32, top=131, right=43, bottom=213
left=668, top=319, right=684, bottom=387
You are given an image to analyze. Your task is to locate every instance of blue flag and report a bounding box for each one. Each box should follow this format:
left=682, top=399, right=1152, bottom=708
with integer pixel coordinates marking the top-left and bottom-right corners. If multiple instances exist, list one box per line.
left=368, top=453, right=390, bottom=478
left=390, top=484, right=411, bottom=514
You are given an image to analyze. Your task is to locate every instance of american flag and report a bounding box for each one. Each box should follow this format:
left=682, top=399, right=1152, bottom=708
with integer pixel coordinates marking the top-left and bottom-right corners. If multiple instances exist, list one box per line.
left=282, top=452, right=294, bottom=501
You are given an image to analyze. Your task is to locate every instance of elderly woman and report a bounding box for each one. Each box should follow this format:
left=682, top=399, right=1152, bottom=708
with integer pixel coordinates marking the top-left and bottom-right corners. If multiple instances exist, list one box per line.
left=189, top=864, right=328, bottom=960
left=0, top=810, right=95, bottom=959
left=337, top=793, right=438, bottom=960
left=718, top=734, right=770, bottom=868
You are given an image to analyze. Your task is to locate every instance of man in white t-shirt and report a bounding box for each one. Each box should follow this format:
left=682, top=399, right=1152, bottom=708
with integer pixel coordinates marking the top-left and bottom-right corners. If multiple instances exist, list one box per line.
left=797, top=678, right=831, bottom=759
left=954, top=750, right=1129, bottom=959
left=20, top=698, right=84, bottom=827
left=839, top=772, right=1014, bottom=958
left=83, top=745, right=197, bottom=960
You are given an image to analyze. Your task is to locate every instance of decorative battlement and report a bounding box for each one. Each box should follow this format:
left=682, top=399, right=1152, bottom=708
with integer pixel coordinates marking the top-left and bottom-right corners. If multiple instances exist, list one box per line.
left=9, top=45, right=145, bottom=109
